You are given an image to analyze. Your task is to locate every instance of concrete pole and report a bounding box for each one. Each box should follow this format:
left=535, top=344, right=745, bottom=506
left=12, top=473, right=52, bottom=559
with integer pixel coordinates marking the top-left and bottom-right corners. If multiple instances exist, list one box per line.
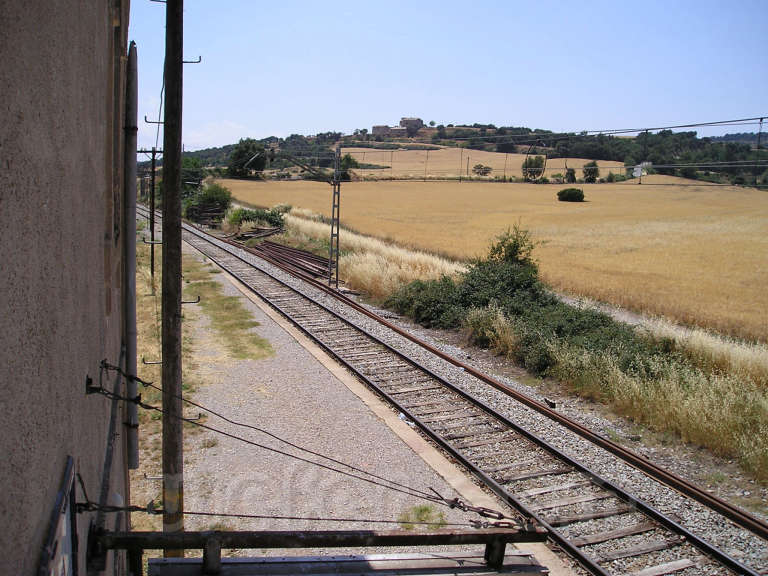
left=123, top=41, right=139, bottom=469
left=162, top=0, right=184, bottom=546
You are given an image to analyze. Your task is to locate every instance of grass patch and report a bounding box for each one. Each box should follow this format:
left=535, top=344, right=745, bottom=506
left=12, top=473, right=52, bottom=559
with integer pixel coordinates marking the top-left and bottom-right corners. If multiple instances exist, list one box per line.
left=182, top=257, right=272, bottom=360
left=397, top=504, right=447, bottom=530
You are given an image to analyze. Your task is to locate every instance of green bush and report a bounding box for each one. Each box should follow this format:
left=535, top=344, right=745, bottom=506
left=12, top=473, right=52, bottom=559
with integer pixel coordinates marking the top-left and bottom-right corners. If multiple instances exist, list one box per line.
left=184, top=183, right=232, bottom=221
left=228, top=207, right=284, bottom=228
left=557, top=188, right=584, bottom=202
left=384, top=276, right=460, bottom=329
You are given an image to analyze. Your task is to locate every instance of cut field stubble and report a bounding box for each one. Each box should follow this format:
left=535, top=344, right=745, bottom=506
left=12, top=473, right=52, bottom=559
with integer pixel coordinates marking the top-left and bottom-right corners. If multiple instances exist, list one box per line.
left=220, top=176, right=768, bottom=343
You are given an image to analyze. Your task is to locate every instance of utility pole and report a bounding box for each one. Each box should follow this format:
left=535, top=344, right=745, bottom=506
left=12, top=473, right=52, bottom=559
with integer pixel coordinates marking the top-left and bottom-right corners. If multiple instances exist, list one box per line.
left=755, top=118, right=763, bottom=187
left=467, top=156, right=470, bottom=178
left=329, top=144, right=341, bottom=289
left=424, top=149, right=429, bottom=181
left=138, top=147, right=162, bottom=282
left=150, top=147, right=159, bottom=280
left=459, top=147, right=463, bottom=183
left=161, top=0, right=184, bottom=550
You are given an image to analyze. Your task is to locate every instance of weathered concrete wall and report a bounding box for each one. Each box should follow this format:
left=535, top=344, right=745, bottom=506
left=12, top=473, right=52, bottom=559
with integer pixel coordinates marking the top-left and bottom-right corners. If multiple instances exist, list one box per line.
left=0, top=1, right=131, bottom=574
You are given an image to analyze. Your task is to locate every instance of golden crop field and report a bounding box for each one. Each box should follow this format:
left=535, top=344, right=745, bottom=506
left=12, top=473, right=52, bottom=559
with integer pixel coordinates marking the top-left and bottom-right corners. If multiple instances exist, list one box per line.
left=341, top=146, right=625, bottom=180
left=220, top=176, right=768, bottom=342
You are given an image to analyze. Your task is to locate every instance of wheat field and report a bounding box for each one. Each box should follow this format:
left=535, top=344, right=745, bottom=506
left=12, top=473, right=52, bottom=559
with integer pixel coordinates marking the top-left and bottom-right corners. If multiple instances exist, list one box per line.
left=341, top=146, right=624, bottom=180
left=220, top=176, right=768, bottom=342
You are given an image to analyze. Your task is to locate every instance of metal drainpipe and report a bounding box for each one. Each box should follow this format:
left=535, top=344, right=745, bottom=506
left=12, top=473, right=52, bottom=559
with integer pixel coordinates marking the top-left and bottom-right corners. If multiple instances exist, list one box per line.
left=124, top=41, right=139, bottom=469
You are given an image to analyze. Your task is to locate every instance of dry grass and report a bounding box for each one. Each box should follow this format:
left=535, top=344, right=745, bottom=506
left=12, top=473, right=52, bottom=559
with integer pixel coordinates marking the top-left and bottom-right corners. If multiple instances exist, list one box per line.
left=341, top=146, right=624, bottom=180
left=219, top=177, right=768, bottom=342
left=283, top=213, right=463, bottom=301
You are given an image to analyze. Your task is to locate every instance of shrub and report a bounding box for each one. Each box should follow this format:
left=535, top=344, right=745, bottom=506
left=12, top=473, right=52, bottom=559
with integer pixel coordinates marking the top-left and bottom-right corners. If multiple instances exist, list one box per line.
left=384, top=276, right=460, bottom=328
left=228, top=207, right=284, bottom=228
left=472, top=164, right=492, bottom=176
left=486, top=225, right=538, bottom=266
left=557, top=188, right=584, bottom=202
left=184, top=182, right=232, bottom=221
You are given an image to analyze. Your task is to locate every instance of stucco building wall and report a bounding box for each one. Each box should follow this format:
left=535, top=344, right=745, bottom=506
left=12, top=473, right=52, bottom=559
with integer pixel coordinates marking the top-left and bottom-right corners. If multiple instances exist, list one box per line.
left=0, top=1, right=132, bottom=574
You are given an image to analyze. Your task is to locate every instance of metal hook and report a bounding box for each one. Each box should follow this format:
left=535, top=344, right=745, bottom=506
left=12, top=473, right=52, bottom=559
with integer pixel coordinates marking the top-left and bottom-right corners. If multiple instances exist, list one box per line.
left=185, top=412, right=204, bottom=422
left=181, top=295, right=201, bottom=305
left=143, top=238, right=162, bottom=245
left=144, top=115, right=163, bottom=125
left=141, top=357, right=162, bottom=366
left=183, top=56, right=202, bottom=64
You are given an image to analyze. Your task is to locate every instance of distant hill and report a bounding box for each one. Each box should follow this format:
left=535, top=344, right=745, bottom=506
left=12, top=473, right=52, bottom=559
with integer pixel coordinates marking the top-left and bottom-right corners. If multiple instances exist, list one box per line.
left=184, top=143, right=237, bottom=166
left=710, top=132, right=762, bottom=146
left=138, top=126, right=766, bottom=186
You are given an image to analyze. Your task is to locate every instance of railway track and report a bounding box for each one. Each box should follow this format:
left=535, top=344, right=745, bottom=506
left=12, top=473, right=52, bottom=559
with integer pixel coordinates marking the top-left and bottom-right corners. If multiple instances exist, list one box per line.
left=137, top=206, right=766, bottom=576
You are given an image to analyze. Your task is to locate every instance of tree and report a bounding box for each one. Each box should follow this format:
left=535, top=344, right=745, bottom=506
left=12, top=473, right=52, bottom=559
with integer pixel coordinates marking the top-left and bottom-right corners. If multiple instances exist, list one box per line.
left=181, top=156, right=203, bottom=198
left=582, top=160, right=599, bottom=183
left=228, top=138, right=265, bottom=178
left=340, top=153, right=359, bottom=170
left=472, top=164, right=492, bottom=176
left=406, top=124, right=420, bottom=137
left=522, top=155, right=545, bottom=181
left=565, top=168, right=576, bottom=183
left=436, top=125, right=447, bottom=139
left=429, top=120, right=436, bottom=127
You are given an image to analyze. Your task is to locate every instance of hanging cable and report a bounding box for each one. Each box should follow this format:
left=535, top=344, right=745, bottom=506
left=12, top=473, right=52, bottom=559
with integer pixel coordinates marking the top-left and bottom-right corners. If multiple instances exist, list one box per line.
left=75, top=500, right=489, bottom=528
left=100, top=361, right=438, bottom=501
left=89, top=379, right=447, bottom=507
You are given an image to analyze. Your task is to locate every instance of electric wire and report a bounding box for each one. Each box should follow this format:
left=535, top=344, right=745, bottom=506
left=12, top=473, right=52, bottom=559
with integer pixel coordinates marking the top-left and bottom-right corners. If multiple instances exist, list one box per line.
left=101, top=361, right=440, bottom=502
left=91, top=383, right=452, bottom=509
left=77, top=501, right=479, bottom=528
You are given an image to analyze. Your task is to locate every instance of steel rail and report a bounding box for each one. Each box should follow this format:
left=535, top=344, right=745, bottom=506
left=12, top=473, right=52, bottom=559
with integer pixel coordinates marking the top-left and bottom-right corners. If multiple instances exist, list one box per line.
left=137, top=207, right=764, bottom=575
left=162, top=215, right=760, bottom=576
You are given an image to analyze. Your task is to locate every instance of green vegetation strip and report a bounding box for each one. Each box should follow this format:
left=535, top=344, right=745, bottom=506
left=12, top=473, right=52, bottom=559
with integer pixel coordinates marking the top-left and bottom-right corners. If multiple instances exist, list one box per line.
left=182, top=256, right=272, bottom=360
left=385, top=227, right=768, bottom=481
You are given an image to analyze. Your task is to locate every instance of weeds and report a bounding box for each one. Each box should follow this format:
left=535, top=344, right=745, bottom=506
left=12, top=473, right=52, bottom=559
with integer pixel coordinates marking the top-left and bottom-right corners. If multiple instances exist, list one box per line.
left=397, top=505, right=447, bottom=530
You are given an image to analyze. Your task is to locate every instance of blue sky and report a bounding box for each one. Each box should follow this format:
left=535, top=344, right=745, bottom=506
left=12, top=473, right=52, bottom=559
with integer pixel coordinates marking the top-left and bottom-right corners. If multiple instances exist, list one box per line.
left=129, top=0, right=768, bottom=151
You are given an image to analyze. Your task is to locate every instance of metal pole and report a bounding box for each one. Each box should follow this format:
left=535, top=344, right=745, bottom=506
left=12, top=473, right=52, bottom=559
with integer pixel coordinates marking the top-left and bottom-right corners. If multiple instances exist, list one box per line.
left=329, top=144, right=341, bottom=289
left=755, top=118, right=763, bottom=186
left=459, top=147, right=463, bottom=182
left=161, top=0, right=184, bottom=549
left=124, top=41, right=139, bottom=470
left=150, top=147, right=156, bottom=281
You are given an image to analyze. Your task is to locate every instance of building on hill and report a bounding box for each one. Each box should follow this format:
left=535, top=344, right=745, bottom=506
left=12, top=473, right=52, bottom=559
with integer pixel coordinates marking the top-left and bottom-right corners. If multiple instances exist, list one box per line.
left=371, top=118, right=425, bottom=138
left=399, top=117, right=424, bottom=131
left=1, top=2, right=133, bottom=575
